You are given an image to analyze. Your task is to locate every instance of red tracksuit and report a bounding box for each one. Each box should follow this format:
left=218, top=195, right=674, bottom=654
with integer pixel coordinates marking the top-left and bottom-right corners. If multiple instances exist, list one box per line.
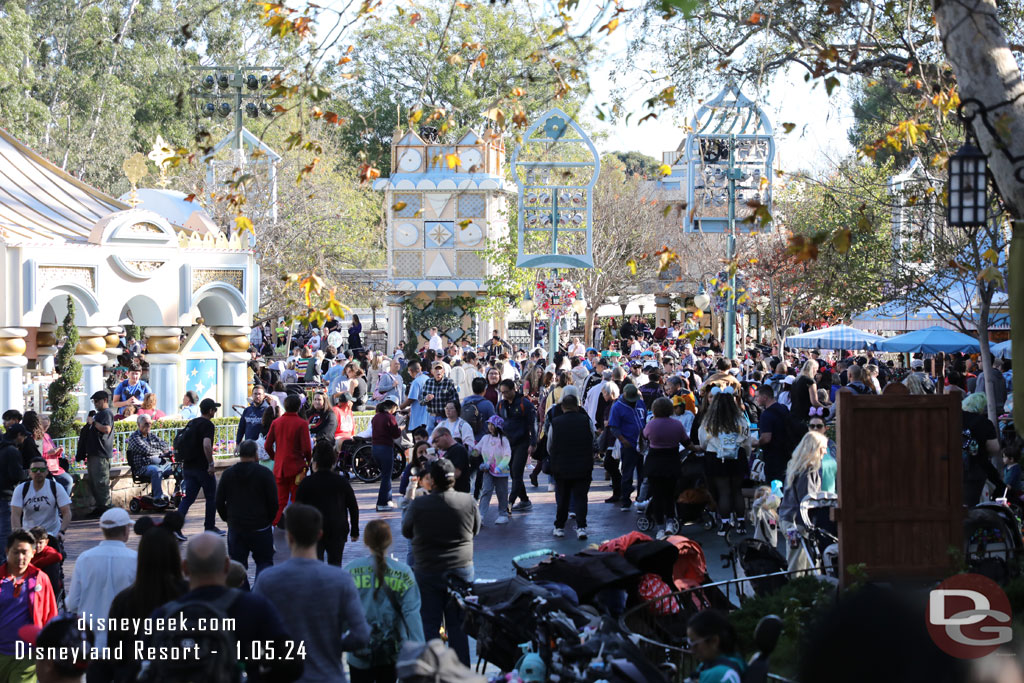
left=265, top=411, right=313, bottom=525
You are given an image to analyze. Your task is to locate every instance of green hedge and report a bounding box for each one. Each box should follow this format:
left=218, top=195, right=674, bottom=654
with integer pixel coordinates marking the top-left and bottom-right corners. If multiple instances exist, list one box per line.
left=70, top=410, right=376, bottom=436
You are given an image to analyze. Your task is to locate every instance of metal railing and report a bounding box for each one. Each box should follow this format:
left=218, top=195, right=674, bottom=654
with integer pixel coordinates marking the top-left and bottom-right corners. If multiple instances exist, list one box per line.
left=51, top=414, right=375, bottom=469
left=619, top=570, right=816, bottom=683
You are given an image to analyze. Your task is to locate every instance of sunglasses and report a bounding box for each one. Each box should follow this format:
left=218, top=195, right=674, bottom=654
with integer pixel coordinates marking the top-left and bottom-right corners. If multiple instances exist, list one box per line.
left=808, top=423, right=825, bottom=430
left=29, top=467, right=47, bottom=473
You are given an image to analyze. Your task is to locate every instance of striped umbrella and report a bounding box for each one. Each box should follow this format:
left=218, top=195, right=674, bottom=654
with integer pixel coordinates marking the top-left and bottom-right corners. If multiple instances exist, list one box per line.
left=783, top=325, right=885, bottom=351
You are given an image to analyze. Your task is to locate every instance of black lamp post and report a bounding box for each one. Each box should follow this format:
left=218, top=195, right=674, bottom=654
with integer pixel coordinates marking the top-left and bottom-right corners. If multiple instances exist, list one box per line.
left=947, top=140, right=989, bottom=228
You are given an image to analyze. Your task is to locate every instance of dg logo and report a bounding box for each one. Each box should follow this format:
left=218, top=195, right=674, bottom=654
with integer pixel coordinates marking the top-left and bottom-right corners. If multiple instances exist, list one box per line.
left=926, top=573, right=1013, bottom=658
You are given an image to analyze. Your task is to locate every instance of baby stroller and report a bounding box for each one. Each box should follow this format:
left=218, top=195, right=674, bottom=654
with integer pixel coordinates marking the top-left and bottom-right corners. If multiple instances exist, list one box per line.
left=964, top=501, right=1024, bottom=583
left=636, top=452, right=715, bottom=535
left=798, top=491, right=840, bottom=578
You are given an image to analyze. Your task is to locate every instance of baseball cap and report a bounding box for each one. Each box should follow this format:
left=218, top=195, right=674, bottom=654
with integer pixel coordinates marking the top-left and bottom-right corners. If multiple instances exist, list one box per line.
left=199, top=398, right=221, bottom=413
left=586, top=347, right=597, bottom=353
left=622, top=384, right=640, bottom=403
left=90, top=390, right=109, bottom=401
left=99, top=507, right=132, bottom=529
left=5, top=424, right=28, bottom=438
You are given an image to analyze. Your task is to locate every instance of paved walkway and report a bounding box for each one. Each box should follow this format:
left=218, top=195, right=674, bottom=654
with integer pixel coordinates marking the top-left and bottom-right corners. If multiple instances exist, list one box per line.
left=63, top=464, right=734, bottom=588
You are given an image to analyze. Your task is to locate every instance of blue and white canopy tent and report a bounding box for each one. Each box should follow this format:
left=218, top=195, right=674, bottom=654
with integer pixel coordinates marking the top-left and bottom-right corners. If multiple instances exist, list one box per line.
left=783, top=325, right=884, bottom=351
left=871, top=326, right=981, bottom=354
left=991, top=339, right=1012, bottom=359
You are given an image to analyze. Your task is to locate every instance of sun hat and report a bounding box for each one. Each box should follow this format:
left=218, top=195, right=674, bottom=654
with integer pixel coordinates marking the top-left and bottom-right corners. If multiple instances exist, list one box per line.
left=486, top=415, right=504, bottom=430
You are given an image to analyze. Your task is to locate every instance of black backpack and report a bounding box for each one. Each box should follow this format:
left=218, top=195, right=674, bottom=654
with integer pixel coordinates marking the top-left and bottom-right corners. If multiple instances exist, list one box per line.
left=461, top=399, right=484, bottom=437
left=361, top=584, right=408, bottom=667
left=138, top=590, right=243, bottom=683
left=172, top=419, right=197, bottom=457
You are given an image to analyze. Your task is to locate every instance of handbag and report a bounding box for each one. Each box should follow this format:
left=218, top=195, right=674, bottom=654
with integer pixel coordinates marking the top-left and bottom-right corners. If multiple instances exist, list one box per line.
left=610, top=439, right=622, bottom=461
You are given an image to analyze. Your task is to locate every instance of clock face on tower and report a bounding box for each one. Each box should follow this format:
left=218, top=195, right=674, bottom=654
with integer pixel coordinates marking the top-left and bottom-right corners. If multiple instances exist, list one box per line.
left=395, top=222, right=419, bottom=247
left=460, top=148, right=483, bottom=171
left=397, top=148, right=423, bottom=172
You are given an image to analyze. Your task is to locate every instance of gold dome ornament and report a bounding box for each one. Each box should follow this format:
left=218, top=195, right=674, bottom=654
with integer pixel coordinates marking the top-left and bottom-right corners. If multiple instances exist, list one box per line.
left=122, top=153, right=149, bottom=208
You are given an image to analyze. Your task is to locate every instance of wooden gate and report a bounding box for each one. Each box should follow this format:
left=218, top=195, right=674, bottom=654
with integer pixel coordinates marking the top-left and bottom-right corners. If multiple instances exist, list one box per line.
left=836, top=384, right=963, bottom=586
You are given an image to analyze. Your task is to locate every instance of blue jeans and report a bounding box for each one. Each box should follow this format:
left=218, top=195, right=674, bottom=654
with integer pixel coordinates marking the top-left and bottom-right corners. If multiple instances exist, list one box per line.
left=415, top=565, right=474, bottom=666
left=227, top=526, right=275, bottom=577
left=139, top=463, right=173, bottom=499
left=179, top=468, right=218, bottom=530
left=372, top=445, right=393, bottom=505
left=0, top=498, right=10, bottom=552
left=424, top=414, right=439, bottom=434
left=619, top=444, right=643, bottom=502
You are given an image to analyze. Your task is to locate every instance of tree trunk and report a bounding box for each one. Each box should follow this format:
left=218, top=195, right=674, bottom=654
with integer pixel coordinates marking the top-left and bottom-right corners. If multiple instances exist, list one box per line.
left=935, top=0, right=1024, bottom=432
left=977, top=287, right=998, bottom=427
left=585, top=308, right=595, bottom=347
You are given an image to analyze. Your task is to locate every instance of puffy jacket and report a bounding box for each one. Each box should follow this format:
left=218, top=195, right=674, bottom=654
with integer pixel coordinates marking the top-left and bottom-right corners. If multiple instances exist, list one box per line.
left=548, top=410, right=594, bottom=479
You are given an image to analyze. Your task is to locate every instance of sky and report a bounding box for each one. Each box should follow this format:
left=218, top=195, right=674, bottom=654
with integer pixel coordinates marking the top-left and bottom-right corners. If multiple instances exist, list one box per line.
left=579, top=5, right=856, bottom=174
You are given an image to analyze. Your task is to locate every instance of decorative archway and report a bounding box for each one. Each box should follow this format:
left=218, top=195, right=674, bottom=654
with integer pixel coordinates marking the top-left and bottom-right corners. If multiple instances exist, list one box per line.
left=119, top=294, right=166, bottom=327
left=37, top=288, right=96, bottom=326
left=190, top=284, right=247, bottom=327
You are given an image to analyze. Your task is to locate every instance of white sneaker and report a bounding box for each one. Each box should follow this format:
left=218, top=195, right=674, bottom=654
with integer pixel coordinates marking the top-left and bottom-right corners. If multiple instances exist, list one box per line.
left=553, top=527, right=565, bottom=538
left=635, top=499, right=650, bottom=513
left=576, top=528, right=588, bottom=540
left=495, top=515, right=509, bottom=525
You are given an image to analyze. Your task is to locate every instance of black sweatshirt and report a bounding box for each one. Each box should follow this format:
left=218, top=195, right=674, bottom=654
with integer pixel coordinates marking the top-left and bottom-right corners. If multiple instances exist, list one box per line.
left=216, top=460, right=279, bottom=532
left=296, top=470, right=359, bottom=539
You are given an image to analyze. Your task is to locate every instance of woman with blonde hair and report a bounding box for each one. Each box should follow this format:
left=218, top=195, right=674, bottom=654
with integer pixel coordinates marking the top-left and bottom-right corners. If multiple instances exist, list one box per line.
left=864, top=364, right=882, bottom=394
left=790, top=359, right=825, bottom=423
left=779, top=431, right=827, bottom=572
left=344, top=520, right=424, bottom=682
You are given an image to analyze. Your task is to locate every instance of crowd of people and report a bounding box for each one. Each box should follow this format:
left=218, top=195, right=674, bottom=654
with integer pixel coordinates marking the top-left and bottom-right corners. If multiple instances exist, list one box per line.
left=0, top=315, right=1013, bottom=681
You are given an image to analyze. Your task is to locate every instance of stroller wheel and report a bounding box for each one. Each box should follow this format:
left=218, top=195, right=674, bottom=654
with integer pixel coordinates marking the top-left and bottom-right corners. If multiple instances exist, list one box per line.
left=665, top=518, right=680, bottom=535
left=701, top=511, right=717, bottom=531
left=636, top=515, right=653, bottom=532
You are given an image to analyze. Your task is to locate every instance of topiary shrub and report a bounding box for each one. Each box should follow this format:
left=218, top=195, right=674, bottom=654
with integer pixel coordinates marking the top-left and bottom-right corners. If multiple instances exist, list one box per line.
left=47, top=296, right=82, bottom=438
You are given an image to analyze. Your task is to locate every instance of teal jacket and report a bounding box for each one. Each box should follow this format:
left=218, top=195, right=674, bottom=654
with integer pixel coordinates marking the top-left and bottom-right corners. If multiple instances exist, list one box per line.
left=343, top=556, right=425, bottom=670
left=696, top=654, right=746, bottom=683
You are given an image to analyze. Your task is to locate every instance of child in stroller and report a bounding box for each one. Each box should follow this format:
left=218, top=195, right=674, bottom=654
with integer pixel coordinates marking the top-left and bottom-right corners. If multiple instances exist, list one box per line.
left=28, top=526, right=64, bottom=608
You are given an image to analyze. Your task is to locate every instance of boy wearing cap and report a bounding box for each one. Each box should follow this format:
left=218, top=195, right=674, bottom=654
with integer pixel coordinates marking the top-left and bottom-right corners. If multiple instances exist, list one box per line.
left=65, top=508, right=135, bottom=650
left=84, top=391, right=114, bottom=517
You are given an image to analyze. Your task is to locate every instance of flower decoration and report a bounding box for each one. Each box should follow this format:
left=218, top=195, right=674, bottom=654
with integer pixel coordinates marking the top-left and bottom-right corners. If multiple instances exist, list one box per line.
left=534, top=277, right=578, bottom=318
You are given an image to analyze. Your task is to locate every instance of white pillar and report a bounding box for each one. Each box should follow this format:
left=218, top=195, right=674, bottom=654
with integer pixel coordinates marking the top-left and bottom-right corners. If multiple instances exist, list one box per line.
left=212, top=327, right=251, bottom=417
left=36, top=324, right=56, bottom=375
left=222, top=352, right=249, bottom=417
left=386, top=296, right=405, bottom=355
left=0, top=327, right=27, bottom=410
left=75, top=355, right=108, bottom=416
left=143, top=328, right=183, bottom=415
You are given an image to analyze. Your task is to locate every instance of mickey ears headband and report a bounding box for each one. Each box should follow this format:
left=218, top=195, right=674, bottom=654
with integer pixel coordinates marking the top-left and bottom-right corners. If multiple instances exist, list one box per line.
left=711, top=385, right=735, bottom=396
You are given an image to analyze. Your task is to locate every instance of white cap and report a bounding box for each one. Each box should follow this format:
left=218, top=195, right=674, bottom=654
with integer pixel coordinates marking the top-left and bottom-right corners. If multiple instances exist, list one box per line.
left=99, top=507, right=132, bottom=530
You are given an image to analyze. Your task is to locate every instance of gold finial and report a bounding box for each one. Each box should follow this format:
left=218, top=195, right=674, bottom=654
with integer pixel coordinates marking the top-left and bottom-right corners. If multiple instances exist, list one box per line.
left=122, top=153, right=148, bottom=207
left=147, top=135, right=175, bottom=189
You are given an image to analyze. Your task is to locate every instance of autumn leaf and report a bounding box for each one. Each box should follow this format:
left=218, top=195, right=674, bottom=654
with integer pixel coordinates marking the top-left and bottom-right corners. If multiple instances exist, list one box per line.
left=337, top=56, right=351, bottom=65
left=184, top=193, right=197, bottom=203
left=445, top=153, right=462, bottom=169
left=476, top=51, right=488, bottom=69
left=658, top=164, right=672, bottom=176
left=409, top=12, right=421, bottom=25
left=599, top=17, right=619, bottom=34
left=446, top=53, right=463, bottom=65
left=832, top=228, right=851, bottom=253
left=234, top=215, right=255, bottom=234
left=781, top=122, right=796, bottom=134
left=458, top=219, right=472, bottom=229
left=392, top=201, right=407, bottom=212
left=409, top=109, right=424, bottom=125
left=357, top=163, right=380, bottom=184
left=824, top=76, right=840, bottom=96
left=626, top=258, right=637, bottom=275
left=746, top=12, right=764, bottom=24
left=983, top=248, right=999, bottom=264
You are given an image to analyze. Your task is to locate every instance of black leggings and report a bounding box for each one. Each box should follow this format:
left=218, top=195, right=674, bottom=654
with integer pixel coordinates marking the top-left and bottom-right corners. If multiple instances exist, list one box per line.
left=648, top=476, right=678, bottom=524
left=604, top=452, right=622, bottom=499
left=706, top=453, right=747, bottom=520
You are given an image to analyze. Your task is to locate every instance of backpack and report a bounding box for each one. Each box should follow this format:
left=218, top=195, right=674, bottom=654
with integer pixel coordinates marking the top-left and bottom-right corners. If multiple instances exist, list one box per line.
left=139, top=590, right=242, bottom=683
left=708, top=655, right=752, bottom=683
left=716, top=431, right=743, bottom=460
left=462, top=398, right=484, bottom=436
left=362, top=583, right=408, bottom=667
left=173, top=419, right=197, bottom=456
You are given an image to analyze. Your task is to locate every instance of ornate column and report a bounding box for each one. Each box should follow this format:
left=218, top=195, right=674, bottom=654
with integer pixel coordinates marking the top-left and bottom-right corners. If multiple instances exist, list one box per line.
left=0, top=330, right=27, bottom=411
left=104, top=326, right=123, bottom=367
left=35, top=324, right=57, bottom=375
left=386, top=295, right=405, bottom=355
left=213, top=326, right=250, bottom=415
left=144, top=328, right=182, bottom=415
left=655, top=295, right=672, bottom=330
left=75, top=327, right=110, bottom=412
